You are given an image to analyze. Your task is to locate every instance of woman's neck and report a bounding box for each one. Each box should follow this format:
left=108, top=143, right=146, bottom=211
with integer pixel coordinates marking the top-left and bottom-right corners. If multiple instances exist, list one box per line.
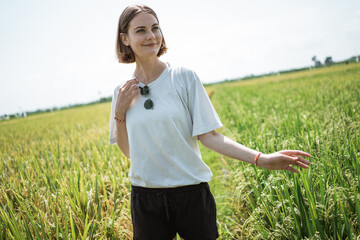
left=134, top=58, right=166, bottom=85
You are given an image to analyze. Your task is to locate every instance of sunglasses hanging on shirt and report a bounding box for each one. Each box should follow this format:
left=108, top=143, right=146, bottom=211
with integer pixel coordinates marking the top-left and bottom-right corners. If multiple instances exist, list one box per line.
left=139, top=85, right=154, bottom=109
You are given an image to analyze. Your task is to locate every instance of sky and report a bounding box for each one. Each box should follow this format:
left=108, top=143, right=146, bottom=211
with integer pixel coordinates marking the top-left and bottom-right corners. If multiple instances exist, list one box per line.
left=0, top=0, right=359, bottom=115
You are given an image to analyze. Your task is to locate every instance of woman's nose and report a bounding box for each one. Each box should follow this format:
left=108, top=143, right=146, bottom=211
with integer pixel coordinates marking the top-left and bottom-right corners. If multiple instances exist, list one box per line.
left=146, top=31, right=155, bottom=40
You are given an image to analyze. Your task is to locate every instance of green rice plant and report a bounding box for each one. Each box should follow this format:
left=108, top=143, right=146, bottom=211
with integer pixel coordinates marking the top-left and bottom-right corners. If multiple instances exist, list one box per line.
left=208, top=63, right=360, bottom=239
left=0, top=63, right=359, bottom=239
left=0, top=104, right=133, bottom=239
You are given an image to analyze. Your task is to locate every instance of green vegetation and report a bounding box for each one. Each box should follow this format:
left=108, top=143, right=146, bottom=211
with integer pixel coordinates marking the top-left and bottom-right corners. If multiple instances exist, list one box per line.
left=1, top=63, right=359, bottom=239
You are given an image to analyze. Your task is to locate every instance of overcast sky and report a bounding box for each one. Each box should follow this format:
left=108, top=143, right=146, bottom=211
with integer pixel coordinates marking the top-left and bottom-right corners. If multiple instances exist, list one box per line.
left=0, top=0, right=359, bottom=115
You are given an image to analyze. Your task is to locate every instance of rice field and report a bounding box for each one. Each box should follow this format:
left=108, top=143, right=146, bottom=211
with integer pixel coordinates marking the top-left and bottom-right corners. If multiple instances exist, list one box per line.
left=0, top=63, right=359, bottom=239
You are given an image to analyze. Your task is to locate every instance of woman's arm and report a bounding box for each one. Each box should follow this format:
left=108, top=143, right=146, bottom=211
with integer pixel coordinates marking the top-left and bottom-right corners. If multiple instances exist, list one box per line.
left=115, top=113, right=130, bottom=158
left=114, top=78, right=139, bottom=158
left=198, top=130, right=311, bottom=173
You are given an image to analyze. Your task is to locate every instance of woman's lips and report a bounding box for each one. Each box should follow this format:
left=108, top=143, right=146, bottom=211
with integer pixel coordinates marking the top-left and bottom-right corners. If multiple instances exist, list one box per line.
left=144, top=43, right=157, bottom=47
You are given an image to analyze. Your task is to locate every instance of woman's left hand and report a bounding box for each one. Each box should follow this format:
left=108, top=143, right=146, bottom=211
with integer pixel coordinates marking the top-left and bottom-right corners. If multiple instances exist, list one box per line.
left=259, top=150, right=312, bottom=173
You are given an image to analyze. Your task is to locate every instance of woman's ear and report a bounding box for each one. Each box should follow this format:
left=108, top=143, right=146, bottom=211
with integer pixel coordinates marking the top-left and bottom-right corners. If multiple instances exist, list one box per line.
left=120, top=33, right=130, bottom=46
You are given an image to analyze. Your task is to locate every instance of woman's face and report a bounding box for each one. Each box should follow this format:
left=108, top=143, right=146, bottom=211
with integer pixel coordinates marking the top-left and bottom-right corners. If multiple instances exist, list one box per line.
left=122, top=12, right=163, bottom=60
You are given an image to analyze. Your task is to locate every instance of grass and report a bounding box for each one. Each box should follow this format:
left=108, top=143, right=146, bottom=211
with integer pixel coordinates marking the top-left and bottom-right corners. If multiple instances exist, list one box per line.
left=1, top=63, right=359, bottom=239
left=204, top=63, right=360, bottom=239
left=0, top=106, right=133, bottom=239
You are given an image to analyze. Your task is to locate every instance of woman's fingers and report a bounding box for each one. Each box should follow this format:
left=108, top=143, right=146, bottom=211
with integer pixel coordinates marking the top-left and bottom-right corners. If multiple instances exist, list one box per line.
left=131, top=86, right=139, bottom=97
left=126, top=84, right=139, bottom=97
left=281, top=154, right=299, bottom=163
left=279, top=150, right=312, bottom=158
left=287, top=166, right=299, bottom=173
left=121, top=78, right=138, bottom=93
left=295, top=156, right=311, bottom=165
left=120, top=81, right=130, bottom=92
left=294, top=160, right=309, bottom=168
left=280, top=154, right=311, bottom=170
left=115, top=79, right=139, bottom=113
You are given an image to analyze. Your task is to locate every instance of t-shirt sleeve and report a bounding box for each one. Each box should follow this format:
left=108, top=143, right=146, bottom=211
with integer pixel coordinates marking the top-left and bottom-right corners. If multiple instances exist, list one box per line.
left=187, top=71, right=223, bottom=137
left=109, top=86, right=119, bottom=145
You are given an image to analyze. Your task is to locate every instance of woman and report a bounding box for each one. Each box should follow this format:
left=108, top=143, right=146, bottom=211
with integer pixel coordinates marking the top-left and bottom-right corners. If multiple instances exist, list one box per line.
left=109, top=5, right=311, bottom=240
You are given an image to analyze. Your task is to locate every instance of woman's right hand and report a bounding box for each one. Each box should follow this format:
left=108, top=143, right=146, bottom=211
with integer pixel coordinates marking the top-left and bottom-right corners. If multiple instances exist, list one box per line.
left=115, top=78, right=139, bottom=117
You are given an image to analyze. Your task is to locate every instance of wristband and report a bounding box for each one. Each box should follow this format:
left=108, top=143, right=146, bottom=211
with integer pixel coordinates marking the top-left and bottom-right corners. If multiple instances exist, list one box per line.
left=255, top=152, right=262, bottom=166
left=114, top=116, right=126, bottom=123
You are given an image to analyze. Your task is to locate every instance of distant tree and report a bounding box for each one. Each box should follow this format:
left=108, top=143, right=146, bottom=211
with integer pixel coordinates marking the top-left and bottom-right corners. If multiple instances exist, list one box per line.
left=312, top=56, right=322, bottom=67
left=325, top=56, right=333, bottom=66
left=99, top=97, right=111, bottom=103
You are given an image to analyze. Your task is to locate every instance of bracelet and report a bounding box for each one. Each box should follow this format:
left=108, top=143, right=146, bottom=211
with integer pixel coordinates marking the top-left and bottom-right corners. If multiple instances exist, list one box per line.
left=254, top=152, right=262, bottom=166
left=114, top=116, right=126, bottom=123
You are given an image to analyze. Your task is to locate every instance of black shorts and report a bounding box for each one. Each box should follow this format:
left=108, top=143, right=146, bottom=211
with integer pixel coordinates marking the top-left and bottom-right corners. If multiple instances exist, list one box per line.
left=131, top=182, right=219, bottom=240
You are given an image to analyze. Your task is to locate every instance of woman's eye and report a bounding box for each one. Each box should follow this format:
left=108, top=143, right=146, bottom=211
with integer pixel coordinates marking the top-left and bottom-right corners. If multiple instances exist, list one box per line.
left=152, top=26, right=159, bottom=31
left=136, top=29, right=145, bottom=33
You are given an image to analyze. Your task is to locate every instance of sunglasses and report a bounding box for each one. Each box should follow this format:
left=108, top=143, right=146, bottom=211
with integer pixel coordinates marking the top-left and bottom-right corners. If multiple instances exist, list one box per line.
left=139, top=85, right=154, bottom=109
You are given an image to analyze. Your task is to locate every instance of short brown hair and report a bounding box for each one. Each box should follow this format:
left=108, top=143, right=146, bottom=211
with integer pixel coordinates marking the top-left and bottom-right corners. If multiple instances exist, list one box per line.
left=115, top=5, right=168, bottom=63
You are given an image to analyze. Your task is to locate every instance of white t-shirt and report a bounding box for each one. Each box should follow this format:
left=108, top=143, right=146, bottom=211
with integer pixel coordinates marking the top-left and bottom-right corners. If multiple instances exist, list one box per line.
left=109, top=63, right=223, bottom=188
